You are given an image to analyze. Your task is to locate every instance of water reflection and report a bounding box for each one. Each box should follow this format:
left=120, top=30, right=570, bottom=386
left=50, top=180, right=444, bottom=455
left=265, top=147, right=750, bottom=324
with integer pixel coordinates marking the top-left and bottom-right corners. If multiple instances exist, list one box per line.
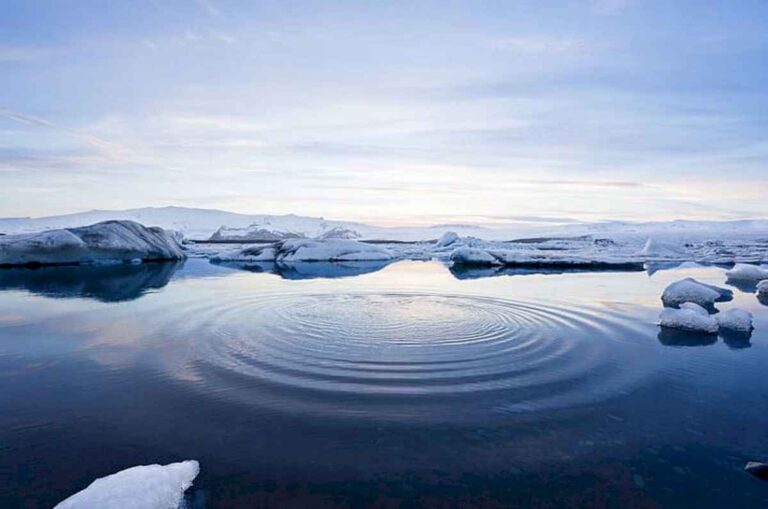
left=657, top=328, right=718, bottom=347
left=0, top=261, right=181, bottom=302
left=449, top=264, right=644, bottom=280
left=725, top=278, right=759, bottom=293
left=212, top=260, right=391, bottom=279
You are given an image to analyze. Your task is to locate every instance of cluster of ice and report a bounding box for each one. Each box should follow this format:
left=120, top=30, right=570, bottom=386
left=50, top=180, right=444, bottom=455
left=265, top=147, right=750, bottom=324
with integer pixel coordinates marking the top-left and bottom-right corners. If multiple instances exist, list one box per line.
left=659, top=303, right=719, bottom=334
left=449, top=246, right=642, bottom=269
left=0, top=221, right=185, bottom=267
left=213, top=238, right=393, bottom=263
left=54, top=460, right=199, bottom=509
left=661, top=278, right=733, bottom=308
left=725, top=263, right=768, bottom=282
left=716, top=308, right=754, bottom=333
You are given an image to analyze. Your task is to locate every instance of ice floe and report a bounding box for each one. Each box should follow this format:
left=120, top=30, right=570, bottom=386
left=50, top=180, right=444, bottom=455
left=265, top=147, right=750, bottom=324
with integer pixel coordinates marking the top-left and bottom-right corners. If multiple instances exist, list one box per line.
left=54, top=460, right=199, bottom=509
left=725, top=263, right=768, bottom=282
left=0, top=220, right=185, bottom=267
left=661, top=278, right=733, bottom=308
left=212, top=238, right=393, bottom=263
left=659, top=303, right=719, bottom=334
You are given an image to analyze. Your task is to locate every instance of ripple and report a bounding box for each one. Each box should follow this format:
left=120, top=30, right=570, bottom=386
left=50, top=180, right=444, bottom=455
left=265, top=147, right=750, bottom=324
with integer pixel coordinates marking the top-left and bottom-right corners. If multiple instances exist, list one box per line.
left=159, top=292, right=656, bottom=422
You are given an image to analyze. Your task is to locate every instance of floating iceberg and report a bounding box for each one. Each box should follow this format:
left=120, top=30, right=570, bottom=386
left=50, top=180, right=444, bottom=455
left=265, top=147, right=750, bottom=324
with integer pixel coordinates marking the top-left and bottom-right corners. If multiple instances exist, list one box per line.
left=725, top=263, right=768, bottom=282
left=0, top=221, right=185, bottom=267
left=661, top=278, right=733, bottom=308
left=449, top=246, right=643, bottom=270
left=213, top=238, right=393, bottom=262
left=716, top=308, right=754, bottom=333
left=54, top=460, right=199, bottom=509
left=436, top=231, right=459, bottom=247
left=659, top=303, right=719, bottom=334
left=637, top=238, right=687, bottom=259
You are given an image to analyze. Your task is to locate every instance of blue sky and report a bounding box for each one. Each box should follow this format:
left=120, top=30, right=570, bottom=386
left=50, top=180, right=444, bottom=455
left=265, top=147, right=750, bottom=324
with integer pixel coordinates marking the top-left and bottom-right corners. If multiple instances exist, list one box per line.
left=1, top=0, right=767, bottom=225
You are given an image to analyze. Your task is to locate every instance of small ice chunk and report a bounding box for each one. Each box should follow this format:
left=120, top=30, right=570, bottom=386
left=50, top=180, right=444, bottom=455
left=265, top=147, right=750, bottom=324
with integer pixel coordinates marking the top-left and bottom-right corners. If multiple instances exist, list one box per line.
left=661, top=278, right=733, bottom=307
left=659, top=303, right=719, bottom=333
left=54, top=460, right=199, bottom=509
left=759, top=280, right=768, bottom=298
left=436, top=231, right=459, bottom=247
left=716, top=308, right=754, bottom=333
left=725, top=263, right=768, bottom=282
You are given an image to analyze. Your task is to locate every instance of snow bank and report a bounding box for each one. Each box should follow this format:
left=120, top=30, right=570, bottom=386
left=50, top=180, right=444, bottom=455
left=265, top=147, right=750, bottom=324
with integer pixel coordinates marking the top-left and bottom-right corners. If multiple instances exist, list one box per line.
left=436, top=231, right=459, bottom=247
left=725, top=263, right=768, bottom=282
left=638, top=238, right=687, bottom=259
left=716, top=308, right=754, bottom=333
left=661, top=278, right=733, bottom=308
left=213, top=238, right=392, bottom=262
left=659, top=302, right=719, bottom=333
left=0, top=221, right=185, bottom=267
left=54, top=460, right=199, bottom=509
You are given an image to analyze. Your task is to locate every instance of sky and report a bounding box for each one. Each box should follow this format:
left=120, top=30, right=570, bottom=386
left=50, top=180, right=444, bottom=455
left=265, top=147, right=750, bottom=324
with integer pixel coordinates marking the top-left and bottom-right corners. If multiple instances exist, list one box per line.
left=1, top=0, right=767, bottom=226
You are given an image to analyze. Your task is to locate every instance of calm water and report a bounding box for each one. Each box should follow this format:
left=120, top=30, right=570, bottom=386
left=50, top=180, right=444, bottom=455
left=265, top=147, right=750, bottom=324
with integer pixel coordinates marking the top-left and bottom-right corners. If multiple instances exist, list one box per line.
left=0, top=259, right=767, bottom=508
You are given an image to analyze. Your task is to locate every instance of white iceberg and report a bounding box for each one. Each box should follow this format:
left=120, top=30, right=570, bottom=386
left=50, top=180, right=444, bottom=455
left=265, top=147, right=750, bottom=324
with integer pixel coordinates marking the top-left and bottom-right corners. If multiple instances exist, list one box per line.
left=436, top=231, right=460, bottom=247
left=213, top=238, right=392, bottom=262
left=659, top=302, right=719, bottom=334
left=54, top=460, right=199, bottom=509
left=661, top=278, right=733, bottom=307
left=716, top=308, right=754, bottom=333
left=638, top=238, right=687, bottom=259
left=725, top=263, right=768, bottom=282
left=0, top=221, right=185, bottom=267
left=449, top=247, right=503, bottom=266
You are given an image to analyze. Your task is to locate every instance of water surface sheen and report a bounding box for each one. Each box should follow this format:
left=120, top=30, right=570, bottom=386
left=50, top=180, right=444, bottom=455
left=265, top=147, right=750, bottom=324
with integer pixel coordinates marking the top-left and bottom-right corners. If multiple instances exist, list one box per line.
left=0, top=260, right=767, bottom=508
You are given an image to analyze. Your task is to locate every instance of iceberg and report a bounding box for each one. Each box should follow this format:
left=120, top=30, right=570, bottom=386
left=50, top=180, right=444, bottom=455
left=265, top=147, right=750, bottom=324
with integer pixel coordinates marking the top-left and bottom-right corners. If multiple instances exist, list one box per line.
left=725, top=263, right=768, bottom=282
left=637, top=238, right=687, bottom=259
left=661, top=278, right=733, bottom=308
left=54, top=460, right=199, bottom=509
left=0, top=221, right=185, bottom=267
left=659, top=302, right=719, bottom=334
left=212, top=238, right=393, bottom=262
left=716, top=308, right=754, bottom=333
left=436, top=231, right=460, bottom=247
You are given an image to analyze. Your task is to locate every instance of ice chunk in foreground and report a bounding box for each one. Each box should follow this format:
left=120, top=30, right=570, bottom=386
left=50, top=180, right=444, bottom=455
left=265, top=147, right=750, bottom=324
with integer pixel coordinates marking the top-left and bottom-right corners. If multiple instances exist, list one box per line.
left=661, top=278, right=733, bottom=307
left=54, top=460, right=199, bottom=509
left=0, top=220, right=185, bottom=267
left=436, top=231, right=459, bottom=247
left=716, top=308, right=754, bottom=333
left=213, top=238, right=392, bottom=262
left=659, top=303, right=719, bottom=334
left=725, top=263, right=768, bottom=282
left=638, top=238, right=687, bottom=259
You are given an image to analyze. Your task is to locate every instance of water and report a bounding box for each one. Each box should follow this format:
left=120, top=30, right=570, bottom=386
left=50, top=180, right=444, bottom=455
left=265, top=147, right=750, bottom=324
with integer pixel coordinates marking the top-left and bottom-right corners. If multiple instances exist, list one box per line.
left=0, top=259, right=767, bottom=507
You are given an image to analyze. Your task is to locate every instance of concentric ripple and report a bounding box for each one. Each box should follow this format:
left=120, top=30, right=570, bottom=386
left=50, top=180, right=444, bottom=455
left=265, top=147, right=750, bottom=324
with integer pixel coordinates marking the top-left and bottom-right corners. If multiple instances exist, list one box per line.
left=157, top=292, right=656, bottom=422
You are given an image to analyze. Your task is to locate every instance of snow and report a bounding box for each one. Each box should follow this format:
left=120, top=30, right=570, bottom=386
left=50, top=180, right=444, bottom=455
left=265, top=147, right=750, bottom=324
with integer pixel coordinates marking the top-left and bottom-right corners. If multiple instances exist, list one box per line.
left=659, top=303, right=719, bottom=334
left=725, top=263, right=768, bottom=282
left=716, top=308, right=754, bottom=333
left=436, top=231, right=460, bottom=247
left=212, top=239, right=393, bottom=263
left=0, top=220, right=185, bottom=267
left=661, top=278, right=733, bottom=308
left=637, top=238, right=687, bottom=259
left=54, top=460, right=199, bottom=509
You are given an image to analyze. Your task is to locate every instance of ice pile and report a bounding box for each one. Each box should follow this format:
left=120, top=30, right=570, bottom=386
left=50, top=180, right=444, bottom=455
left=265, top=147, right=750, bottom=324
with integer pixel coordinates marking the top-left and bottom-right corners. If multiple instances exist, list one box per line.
left=0, top=221, right=185, bottom=267
left=212, top=238, right=393, bottom=263
left=660, top=278, right=733, bottom=308
left=54, top=460, right=199, bottom=509
left=659, top=303, right=719, bottom=334
left=725, top=263, right=768, bottom=282
left=659, top=277, right=753, bottom=335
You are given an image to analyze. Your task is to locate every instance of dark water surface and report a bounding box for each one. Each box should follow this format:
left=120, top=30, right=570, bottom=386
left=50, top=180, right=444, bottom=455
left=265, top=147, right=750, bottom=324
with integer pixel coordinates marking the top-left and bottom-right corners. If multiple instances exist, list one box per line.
left=1, top=260, right=767, bottom=508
